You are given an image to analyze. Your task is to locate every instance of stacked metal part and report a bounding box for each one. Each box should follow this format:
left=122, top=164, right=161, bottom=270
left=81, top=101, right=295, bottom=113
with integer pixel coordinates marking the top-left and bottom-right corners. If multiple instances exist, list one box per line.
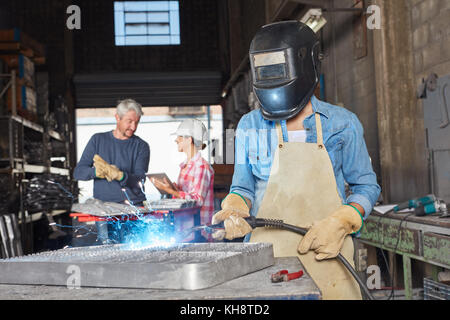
left=23, top=174, right=78, bottom=213
left=0, top=213, right=22, bottom=259
left=23, top=137, right=45, bottom=164
left=0, top=174, right=19, bottom=214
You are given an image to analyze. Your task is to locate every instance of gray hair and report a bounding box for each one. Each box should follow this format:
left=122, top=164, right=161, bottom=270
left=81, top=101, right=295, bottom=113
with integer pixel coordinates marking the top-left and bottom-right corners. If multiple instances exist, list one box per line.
left=116, top=99, right=143, bottom=118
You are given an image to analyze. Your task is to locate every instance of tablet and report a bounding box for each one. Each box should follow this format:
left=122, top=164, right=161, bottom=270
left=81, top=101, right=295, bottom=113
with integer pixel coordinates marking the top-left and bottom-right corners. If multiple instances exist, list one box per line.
left=146, top=173, right=177, bottom=195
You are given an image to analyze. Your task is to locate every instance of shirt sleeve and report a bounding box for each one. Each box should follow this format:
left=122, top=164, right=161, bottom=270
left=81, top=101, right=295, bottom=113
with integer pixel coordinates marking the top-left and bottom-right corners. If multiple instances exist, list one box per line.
left=119, top=141, right=150, bottom=188
left=343, top=113, right=381, bottom=218
left=73, top=135, right=97, bottom=181
left=229, top=115, right=256, bottom=205
left=177, top=164, right=212, bottom=206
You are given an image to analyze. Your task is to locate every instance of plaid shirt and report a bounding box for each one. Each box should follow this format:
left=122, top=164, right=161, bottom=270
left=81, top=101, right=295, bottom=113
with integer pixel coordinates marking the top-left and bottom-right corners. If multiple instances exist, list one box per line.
left=175, top=152, right=214, bottom=241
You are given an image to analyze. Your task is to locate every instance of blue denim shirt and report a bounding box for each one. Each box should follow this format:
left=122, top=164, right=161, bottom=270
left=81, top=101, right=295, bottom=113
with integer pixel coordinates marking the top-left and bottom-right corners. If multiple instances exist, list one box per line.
left=230, top=96, right=381, bottom=220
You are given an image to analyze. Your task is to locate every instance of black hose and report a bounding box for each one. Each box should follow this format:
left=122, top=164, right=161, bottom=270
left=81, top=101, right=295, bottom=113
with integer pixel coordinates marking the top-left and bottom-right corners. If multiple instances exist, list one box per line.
left=246, top=216, right=375, bottom=300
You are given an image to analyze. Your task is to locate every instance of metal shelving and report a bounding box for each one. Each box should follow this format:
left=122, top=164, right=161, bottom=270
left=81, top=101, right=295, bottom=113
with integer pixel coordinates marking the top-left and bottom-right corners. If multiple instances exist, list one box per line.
left=0, top=113, right=72, bottom=255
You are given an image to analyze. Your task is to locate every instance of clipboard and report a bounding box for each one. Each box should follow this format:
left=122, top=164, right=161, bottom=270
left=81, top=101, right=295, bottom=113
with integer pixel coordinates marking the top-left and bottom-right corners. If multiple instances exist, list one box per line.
left=146, top=173, right=177, bottom=195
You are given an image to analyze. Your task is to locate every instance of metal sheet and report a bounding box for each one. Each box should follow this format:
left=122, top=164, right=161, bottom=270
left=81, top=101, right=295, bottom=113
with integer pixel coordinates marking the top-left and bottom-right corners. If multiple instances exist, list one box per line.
left=0, top=217, right=10, bottom=259
left=0, top=243, right=274, bottom=290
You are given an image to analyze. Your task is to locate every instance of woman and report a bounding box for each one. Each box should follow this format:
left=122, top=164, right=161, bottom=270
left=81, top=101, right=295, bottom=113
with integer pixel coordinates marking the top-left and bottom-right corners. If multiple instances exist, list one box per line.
left=152, top=119, right=214, bottom=242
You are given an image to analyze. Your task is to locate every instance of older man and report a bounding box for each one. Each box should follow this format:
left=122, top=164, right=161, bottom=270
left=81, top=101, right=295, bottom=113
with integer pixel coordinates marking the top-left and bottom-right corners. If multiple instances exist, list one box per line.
left=74, top=99, right=150, bottom=243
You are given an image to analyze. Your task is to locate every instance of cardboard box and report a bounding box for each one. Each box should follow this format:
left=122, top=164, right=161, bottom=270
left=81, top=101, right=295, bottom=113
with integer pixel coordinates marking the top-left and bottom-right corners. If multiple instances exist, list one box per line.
left=6, top=81, right=37, bottom=121
left=0, top=54, right=35, bottom=85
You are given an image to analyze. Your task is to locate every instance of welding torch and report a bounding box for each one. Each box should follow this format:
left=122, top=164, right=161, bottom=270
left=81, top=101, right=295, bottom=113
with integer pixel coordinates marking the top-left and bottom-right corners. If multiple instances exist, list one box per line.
left=188, top=216, right=374, bottom=300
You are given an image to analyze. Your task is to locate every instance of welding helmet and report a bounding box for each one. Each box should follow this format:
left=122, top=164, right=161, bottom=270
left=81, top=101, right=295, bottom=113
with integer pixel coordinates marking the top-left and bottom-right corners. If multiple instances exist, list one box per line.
left=249, top=20, right=321, bottom=121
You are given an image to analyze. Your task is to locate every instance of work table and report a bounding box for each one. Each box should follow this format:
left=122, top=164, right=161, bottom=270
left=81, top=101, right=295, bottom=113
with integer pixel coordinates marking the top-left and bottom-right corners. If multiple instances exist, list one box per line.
left=0, top=257, right=321, bottom=300
left=359, top=211, right=450, bottom=299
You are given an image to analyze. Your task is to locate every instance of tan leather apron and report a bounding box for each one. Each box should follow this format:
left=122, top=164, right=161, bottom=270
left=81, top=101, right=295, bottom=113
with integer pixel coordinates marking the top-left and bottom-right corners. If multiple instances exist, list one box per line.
left=249, top=113, right=362, bottom=300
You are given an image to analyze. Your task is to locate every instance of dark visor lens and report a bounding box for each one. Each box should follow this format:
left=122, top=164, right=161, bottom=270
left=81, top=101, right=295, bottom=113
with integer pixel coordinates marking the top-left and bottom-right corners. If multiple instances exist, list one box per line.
left=256, top=64, right=286, bottom=81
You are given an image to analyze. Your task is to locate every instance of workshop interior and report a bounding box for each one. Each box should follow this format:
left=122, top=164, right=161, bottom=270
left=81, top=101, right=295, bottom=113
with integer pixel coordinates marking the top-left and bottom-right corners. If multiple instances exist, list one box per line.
left=0, top=0, right=449, bottom=301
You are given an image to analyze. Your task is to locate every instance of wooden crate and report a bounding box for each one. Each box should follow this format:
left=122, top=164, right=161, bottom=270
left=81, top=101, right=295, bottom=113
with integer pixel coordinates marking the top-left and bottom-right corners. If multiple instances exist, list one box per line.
left=6, top=81, right=37, bottom=122
left=0, top=29, right=45, bottom=58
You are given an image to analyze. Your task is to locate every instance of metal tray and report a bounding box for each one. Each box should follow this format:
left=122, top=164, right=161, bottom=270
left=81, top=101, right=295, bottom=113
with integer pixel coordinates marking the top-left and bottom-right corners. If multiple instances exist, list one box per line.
left=0, top=243, right=274, bottom=290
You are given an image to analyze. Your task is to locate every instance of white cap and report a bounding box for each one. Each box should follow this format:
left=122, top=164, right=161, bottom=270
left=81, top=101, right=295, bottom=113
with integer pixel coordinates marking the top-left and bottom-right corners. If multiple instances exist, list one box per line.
left=171, top=119, right=207, bottom=147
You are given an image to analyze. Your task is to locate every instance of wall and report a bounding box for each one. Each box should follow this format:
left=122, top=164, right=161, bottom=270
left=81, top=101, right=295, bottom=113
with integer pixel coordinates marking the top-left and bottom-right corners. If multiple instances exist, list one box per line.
left=411, top=0, right=450, bottom=80
left=410, top=0, right=450, bottom=201
left=319, top=0, right=381, bottom=189
left=319, top=0, right=450, bottom=202
left=0, top=3, right=12, bottom=29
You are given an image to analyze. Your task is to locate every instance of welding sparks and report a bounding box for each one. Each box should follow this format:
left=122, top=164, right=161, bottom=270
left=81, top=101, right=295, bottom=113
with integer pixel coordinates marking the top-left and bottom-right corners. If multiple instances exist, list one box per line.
left=120, top=216, right=178, bottom=250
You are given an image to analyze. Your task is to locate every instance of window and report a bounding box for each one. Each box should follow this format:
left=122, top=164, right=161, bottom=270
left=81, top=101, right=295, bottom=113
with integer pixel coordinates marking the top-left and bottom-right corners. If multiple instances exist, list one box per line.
left=114, top=1, right=180, bottom=46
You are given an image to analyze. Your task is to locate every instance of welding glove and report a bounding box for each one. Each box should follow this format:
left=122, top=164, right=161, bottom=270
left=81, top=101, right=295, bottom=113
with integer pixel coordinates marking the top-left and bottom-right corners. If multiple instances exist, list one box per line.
left=297, top=205, right=364, bottom=261
left=93, top=154, right=124, bottom=182
left=211, top=193, right=252, bottom=241
left=93, top=155, right=108, bottom=179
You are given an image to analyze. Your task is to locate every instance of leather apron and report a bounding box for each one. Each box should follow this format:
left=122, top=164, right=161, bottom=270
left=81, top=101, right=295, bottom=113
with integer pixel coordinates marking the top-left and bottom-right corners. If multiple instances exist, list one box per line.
left=249, top=113, right=362, bottom=300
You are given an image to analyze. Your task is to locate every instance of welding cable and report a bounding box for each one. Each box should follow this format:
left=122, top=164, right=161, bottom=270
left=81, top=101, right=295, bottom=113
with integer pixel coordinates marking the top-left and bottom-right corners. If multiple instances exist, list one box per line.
left=245, top=217, right=375, bottom=300
left=373, top=212, right=415, bottom=300
left=388, top=212, right=415, bottom=300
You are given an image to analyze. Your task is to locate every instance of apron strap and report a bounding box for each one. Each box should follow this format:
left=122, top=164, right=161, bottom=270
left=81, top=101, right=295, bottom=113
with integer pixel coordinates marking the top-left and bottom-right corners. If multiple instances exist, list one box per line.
left=315, top=113, right=325, bottom=149
left=276, top=114, right=324, bottom=149
left=275, top=122, right=284, bottom=148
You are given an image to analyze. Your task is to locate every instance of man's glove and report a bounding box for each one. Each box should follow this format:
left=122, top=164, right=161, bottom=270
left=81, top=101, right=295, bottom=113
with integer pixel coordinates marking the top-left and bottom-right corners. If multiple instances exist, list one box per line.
left=93, top=155, right=108, bottom=179
left=93, top=154, right=124, bottom=182
left=211, top=193, right=252, bottom=241
left=297, top=205, right=363, bottom=261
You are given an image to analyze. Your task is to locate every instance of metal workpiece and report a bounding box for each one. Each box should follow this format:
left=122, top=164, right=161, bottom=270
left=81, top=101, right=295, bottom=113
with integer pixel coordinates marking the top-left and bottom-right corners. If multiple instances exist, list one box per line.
left=0, top=242, right=275, bottom=290
left=0, top=214, right=24, bottom=259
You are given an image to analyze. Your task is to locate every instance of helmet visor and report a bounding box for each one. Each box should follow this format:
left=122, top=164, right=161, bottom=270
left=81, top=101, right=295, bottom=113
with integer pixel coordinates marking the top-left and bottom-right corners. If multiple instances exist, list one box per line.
left=253, top=51, right=287, bottom=81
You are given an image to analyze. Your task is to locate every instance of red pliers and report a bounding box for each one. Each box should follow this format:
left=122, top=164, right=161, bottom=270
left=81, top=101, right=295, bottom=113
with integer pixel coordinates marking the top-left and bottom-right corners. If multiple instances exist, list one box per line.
left=271, top=269, right=304, bottom=283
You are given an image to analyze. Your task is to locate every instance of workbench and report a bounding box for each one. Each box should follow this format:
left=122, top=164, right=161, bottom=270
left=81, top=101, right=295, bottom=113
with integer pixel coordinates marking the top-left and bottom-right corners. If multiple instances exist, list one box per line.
left=359, top=211, right=450, bottom=299
left=0, top=257, right=321, bottom=300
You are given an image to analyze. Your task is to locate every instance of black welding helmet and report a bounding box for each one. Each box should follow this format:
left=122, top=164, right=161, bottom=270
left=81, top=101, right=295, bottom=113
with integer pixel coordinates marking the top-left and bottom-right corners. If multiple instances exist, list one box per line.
left=249, top=20, right=321, bottom=121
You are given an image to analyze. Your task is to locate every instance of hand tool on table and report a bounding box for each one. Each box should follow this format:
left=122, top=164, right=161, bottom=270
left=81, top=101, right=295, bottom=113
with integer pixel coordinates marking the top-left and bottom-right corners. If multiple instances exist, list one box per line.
left=182, top=216, right=375, bottom=300
left=413, top=199, right=447, bottom=217
left=271, top=269, right=304, bottom=283
left=391, top=194, right=437, bottom=213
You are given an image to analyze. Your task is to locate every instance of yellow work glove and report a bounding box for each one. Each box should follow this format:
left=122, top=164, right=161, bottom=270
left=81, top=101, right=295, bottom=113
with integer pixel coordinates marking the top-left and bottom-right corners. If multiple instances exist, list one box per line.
left=211, top=193, right=252, bottom=241
left=93, top=154, right=124, bottom=182
left=93, top=154, right=108, bottom=179
left=297, top=205, right=364, bottom=261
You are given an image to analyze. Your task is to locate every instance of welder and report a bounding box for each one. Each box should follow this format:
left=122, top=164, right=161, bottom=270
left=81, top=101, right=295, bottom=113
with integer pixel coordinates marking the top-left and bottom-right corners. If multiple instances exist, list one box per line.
left=74, top=98, right=150, bottom=243
left=212, top=21, right=381, bottom=299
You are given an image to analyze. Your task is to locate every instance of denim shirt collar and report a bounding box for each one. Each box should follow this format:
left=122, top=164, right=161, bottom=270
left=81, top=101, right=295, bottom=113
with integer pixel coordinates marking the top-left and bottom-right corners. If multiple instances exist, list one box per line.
left=277, top=95, right=329, bottom=141
left=311, top=95, right=330, bottom=119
